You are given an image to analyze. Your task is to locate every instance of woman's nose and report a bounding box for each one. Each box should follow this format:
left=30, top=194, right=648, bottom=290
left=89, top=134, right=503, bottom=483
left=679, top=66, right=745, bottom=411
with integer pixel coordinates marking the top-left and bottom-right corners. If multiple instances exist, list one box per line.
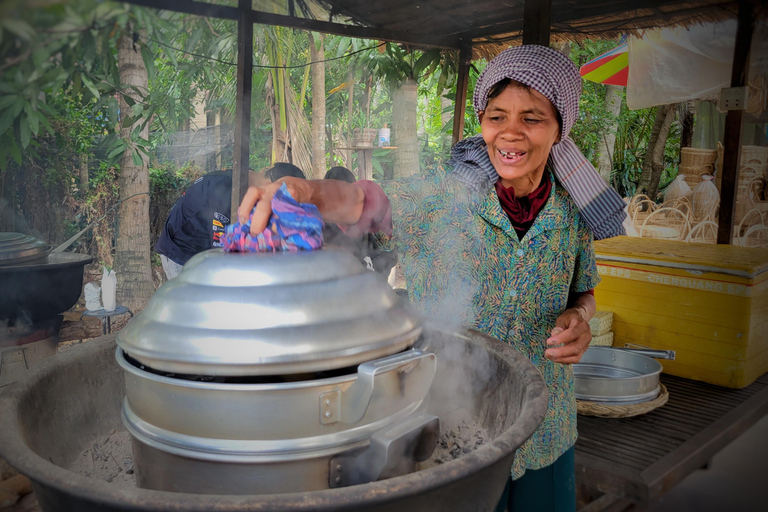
left=500, top=119, right=524, bottom=139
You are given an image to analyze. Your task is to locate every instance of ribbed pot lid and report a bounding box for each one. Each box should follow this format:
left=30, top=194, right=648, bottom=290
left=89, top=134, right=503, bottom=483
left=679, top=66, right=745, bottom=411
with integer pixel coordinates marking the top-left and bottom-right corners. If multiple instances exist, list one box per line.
left=0, top=232, right=49, bottom=266
left=117, top=247, right=422, bottom=376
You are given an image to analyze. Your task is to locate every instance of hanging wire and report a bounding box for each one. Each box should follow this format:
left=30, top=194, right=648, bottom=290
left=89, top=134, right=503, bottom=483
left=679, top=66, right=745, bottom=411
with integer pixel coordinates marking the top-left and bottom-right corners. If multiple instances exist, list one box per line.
left=143, top=35, right=387, bottom=69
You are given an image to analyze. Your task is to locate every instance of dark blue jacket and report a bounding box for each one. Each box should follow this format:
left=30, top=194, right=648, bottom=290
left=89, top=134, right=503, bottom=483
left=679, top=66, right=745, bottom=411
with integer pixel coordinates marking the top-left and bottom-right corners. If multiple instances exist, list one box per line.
left=155, top=170, right=232, bottom=265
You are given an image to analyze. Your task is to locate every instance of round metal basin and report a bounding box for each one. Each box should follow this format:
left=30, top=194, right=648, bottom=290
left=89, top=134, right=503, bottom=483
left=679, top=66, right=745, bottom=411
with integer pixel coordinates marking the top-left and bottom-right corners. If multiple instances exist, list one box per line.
left=574, top=347, right=663, bottom=404
left=0, top=329, right=547, bottom=512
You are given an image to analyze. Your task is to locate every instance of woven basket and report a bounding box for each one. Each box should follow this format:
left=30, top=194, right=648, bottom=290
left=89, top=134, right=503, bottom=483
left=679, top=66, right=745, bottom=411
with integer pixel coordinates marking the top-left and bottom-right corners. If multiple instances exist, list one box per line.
left=589, top=310, right=613, bottom=336
left=577, top=383, right=669, bottom=418
left=590, top=331, right=614, bottom=347
left=686, top=220, right=719, bottom=244
left=734, top=173, right=768, bottom=234
left=681, top=148, right=717, bottom=167
left=717, top=144, right=768, bottom=177
left=639, top=207, right=690, bottom=240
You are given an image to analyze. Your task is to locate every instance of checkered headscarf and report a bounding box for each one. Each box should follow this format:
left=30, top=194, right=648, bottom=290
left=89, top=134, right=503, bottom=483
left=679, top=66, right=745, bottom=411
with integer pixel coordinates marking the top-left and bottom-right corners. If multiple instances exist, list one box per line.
left=449, top=44, right=626, bottom=240
left=473, top=44, right=581, bottom=140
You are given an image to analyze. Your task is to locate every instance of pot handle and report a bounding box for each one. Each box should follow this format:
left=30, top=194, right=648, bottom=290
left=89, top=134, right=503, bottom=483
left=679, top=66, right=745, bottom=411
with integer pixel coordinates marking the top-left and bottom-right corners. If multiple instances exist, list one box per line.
left=329, top=413, right=440, bottom=487
left=619, top=343, right=676, bottom=360
left=330, top=349, right=436, bottom=425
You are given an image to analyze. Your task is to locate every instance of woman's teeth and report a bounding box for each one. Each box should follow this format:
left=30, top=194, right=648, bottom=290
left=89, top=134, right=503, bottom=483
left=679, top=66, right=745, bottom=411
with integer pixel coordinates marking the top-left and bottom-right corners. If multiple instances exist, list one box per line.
left=499, top=149, right=524, bottom=159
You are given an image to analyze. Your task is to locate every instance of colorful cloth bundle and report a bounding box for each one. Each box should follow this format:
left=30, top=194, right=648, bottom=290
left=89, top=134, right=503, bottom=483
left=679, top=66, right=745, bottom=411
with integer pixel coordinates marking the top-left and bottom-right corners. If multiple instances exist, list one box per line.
left=221, top=183, right=324, bottom=252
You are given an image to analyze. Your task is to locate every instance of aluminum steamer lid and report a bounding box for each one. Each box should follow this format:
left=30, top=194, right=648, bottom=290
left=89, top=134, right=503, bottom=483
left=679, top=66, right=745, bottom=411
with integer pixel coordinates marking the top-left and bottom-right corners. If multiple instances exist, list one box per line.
left=117, top=247, right=422, bottom=376
left=0, top=232, right=49, bottom=266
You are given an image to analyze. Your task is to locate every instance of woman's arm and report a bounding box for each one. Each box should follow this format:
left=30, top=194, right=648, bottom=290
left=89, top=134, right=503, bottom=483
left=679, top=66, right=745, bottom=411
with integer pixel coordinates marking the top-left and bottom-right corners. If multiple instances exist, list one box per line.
left=237, top=177, right=365, bottom=236
left=544, top=291, right=596, bottom=364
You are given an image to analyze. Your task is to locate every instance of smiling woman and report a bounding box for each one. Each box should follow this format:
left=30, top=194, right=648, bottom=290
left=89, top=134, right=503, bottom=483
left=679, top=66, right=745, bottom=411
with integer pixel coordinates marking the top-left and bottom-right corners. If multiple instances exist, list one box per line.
left=236, top=44, right=627, bottom=512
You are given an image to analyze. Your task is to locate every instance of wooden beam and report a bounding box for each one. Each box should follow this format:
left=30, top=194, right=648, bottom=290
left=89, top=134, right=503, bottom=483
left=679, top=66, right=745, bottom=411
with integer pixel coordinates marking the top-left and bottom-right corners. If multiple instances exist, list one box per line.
left=523, top=0, right=552, bottom=46
left=123, top=0, right=238, bottom=20
left=452, top=44, right=473, bottom=146
left=231, top=0, right=253, bottom=221
left=717, top=0, right=754, bottom=244
left=121, top=0, right=458, bottom=48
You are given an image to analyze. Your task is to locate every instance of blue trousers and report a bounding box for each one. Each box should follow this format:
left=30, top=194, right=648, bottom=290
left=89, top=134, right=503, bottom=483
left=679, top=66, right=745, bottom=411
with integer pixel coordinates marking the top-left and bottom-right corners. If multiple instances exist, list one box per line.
left=495, top=447, right=576, bottom=512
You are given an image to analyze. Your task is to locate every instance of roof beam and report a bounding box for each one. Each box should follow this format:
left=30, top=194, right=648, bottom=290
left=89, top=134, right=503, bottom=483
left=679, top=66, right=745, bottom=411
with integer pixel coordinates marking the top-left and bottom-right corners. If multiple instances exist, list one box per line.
left=523, top=0, right=552, bottom=46
left=121, top=0, right=460, bottom=48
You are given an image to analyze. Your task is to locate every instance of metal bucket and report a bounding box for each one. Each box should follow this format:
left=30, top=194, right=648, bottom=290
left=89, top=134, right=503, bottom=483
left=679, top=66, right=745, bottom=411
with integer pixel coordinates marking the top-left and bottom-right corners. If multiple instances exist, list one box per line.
left=574, top=347, right=675, bottom=405
left=0, top=328, right=548, bottom=512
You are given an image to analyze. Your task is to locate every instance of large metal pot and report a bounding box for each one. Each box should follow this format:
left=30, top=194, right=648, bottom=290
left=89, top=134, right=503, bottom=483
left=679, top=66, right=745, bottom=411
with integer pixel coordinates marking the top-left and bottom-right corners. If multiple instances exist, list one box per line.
left=116, top=248, right=438, bottom=494
left=0, top=232, right=92, bottom=323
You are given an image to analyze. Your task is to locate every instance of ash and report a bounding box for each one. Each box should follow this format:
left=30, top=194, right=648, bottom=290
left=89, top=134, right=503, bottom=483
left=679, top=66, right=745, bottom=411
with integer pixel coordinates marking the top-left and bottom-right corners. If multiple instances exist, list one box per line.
left=419, top=420, right=488, bottom=469
left=66, top=429, right=136, bottom=487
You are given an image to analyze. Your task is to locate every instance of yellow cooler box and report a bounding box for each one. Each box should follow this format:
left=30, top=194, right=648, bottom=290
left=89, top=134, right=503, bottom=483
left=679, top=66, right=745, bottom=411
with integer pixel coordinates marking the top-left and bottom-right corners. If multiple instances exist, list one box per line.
left=594, top=237, right=768, bottom=388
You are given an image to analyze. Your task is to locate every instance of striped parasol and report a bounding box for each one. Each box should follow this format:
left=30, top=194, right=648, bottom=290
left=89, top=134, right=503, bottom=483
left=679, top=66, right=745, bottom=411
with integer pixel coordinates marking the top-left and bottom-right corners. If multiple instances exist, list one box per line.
left=579, top=42, right=628, bottom=86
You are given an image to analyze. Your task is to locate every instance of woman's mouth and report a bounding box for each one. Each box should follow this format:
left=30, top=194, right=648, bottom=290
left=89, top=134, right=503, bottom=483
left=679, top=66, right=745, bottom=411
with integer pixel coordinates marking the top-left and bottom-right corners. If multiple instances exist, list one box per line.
left=498, top=149, right=526, bottom=163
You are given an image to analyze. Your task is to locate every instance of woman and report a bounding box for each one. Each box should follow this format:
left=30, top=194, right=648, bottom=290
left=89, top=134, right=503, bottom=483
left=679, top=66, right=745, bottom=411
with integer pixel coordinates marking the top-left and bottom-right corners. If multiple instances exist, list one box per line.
left=238, top=45, right=625, bottom=511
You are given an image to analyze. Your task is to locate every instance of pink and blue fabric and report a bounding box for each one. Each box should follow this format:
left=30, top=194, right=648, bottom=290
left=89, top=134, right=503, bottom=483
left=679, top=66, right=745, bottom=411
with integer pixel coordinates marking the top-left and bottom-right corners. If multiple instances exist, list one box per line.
left=221, top=183, right=324, bottom=253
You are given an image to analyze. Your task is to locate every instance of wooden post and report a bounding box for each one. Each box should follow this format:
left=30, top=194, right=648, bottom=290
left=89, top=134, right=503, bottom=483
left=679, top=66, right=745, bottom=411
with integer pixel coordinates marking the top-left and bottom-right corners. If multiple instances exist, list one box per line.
left=717, top=0, right=754, bottom=245
left=231, top=0, right=253, bottom=221
left=522, top=0, right=552, bottom=46
left=452, top=44, right=472, bottom=146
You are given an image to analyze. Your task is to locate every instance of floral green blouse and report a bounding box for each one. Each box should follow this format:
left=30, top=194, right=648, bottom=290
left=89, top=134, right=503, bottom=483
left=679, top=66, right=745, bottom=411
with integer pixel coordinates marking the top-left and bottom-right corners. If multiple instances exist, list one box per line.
left=380, top=168, right=600, bottom=478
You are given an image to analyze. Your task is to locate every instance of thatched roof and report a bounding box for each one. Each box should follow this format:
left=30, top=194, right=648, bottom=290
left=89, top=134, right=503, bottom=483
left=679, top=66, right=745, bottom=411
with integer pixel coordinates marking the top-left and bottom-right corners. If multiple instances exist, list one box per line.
left=316, top=0, right=741, bottom=51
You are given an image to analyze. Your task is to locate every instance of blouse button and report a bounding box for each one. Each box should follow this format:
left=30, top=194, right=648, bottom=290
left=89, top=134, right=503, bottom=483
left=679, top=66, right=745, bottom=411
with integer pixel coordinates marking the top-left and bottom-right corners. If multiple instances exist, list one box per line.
left=509, top=290, right=517, bottom=298
left=516, top=249, right=524, bottom=257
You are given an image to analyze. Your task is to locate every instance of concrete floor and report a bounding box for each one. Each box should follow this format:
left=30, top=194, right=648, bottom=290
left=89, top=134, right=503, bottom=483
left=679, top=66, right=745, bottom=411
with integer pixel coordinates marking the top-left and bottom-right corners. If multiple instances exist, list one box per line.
left=645, top=413, right=768, bottom=512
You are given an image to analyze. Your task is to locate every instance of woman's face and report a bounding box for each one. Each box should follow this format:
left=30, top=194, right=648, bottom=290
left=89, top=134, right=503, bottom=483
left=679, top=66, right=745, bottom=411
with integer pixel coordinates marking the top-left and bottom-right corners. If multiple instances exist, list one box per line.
left=479, top=84, right=561, bottom=192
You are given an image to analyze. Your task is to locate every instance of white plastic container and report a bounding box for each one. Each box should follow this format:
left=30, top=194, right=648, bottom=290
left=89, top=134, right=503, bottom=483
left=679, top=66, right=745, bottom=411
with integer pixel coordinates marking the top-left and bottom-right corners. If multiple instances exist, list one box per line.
left=378, top=127, right=391, bottom=147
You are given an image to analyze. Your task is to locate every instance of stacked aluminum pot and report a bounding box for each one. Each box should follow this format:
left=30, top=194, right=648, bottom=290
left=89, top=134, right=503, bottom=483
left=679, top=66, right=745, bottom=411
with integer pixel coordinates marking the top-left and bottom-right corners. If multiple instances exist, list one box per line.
left=116, top=247, right=439, bottom=495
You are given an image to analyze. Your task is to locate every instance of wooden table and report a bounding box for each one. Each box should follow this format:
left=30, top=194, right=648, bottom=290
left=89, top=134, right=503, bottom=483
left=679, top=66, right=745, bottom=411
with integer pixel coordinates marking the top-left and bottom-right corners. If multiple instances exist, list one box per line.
left=575, top=372, right=768, bottom=511
left=336, top=146, right=396, bottom=181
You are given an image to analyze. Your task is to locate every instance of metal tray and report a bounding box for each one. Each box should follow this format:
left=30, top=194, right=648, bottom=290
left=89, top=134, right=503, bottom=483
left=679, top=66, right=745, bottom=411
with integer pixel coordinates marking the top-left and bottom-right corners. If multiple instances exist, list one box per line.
left=574, top=347, right=664, bottom=405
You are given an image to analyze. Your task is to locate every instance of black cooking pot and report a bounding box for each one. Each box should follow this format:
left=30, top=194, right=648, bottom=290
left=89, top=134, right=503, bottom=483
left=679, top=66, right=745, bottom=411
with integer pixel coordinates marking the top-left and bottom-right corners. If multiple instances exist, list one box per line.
left=0, top=233, right=92, bottom=323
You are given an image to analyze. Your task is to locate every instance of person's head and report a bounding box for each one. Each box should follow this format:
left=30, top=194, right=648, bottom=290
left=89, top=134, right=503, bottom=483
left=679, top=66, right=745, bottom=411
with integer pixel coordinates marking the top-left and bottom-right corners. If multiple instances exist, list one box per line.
left=323, top=166, right=356, bottom=183
left=267, top=162, right=306, bottom=182
left=248, top=168, right=270, bottom=188
left=473, top=45, right=580, bottom=188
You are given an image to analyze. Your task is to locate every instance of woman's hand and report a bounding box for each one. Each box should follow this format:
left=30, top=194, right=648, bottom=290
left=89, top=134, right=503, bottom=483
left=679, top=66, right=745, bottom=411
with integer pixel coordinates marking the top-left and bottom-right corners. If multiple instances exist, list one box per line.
left=238, top=177, right=314, bottom=235
left=237, top=177, right=365, bottom=236
left=544, top=292, right=596, bottom=364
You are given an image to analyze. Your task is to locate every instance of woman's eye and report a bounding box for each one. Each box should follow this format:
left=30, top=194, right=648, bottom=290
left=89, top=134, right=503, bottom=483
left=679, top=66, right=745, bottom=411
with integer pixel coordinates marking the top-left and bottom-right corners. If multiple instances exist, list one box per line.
left=525, top=118, right=541, bottom=124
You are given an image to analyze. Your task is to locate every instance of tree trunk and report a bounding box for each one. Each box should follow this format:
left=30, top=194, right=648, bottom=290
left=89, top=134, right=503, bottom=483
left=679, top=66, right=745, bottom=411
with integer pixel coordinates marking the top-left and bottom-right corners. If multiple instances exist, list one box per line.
left=79, top=155, right=88, bottom=192
left=346, top=68, right=355, bottom=167
left=638, top=104, right=676, bottom=201
left=595, top=85, right=623, bottom=184
left=393, top=78, right=419, bottom=178
left=680, top=100, right=696, bottom=155
left=267, top=72, right=288, bottom=162
left=115, top=31, right=154, bottom=312
left=309, top=32, right=326, bottom=179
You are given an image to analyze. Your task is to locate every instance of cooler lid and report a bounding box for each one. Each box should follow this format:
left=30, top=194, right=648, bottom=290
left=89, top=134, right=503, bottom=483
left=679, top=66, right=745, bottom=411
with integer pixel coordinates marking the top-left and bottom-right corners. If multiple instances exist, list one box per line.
left=595, top=237, right=768, bottom=279
left=117, top=247, right=422, bottom=376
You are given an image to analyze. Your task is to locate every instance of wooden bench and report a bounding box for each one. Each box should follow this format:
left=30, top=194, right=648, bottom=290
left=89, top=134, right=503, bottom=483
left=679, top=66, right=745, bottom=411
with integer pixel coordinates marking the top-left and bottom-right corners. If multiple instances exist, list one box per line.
left=576, top=372, right=768, bottom=511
